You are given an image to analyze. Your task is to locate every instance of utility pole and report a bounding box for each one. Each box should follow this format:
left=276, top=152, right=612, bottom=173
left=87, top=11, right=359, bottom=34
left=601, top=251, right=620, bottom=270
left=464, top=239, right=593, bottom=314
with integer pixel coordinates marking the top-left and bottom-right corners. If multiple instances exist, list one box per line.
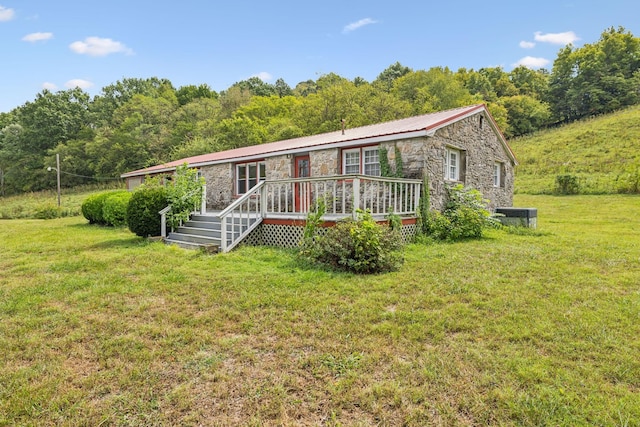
left=56, top=153, right=61, bottom=207
left=47, top=154, right=61, bottom=207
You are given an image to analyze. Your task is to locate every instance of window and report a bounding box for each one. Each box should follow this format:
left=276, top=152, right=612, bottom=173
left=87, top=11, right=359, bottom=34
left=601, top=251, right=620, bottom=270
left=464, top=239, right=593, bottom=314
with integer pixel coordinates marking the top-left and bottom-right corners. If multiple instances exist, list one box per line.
left=344, top=149, right=360, bottom=174
left=236, top=161, right=266, bottom=194
left=494, top=162, right=505, bottom=188
left=363, top=149, right=380, bottom=176
left=444, top=147, right=460, bottom=181
left=342, top=146, right=381, bottom=176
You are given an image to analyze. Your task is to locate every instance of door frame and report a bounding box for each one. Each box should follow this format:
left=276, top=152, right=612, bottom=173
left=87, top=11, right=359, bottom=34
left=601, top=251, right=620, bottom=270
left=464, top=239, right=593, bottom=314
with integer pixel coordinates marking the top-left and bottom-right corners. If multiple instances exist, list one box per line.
left=294, top=155, right=310, bottom=212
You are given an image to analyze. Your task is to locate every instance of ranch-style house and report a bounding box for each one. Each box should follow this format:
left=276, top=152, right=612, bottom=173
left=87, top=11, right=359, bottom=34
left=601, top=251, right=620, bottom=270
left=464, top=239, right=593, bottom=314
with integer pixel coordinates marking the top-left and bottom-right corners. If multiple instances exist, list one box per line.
left=121, top=104, right=518, bottom=251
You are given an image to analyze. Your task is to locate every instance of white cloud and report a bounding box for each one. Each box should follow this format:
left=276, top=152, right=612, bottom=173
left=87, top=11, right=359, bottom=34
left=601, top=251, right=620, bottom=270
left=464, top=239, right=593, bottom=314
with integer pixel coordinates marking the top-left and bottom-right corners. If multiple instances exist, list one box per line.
left=42, top=82, right=58, bottom=91
left=343, top=18, right=378, bottom=33
left=65, top=79, right=94, bottom=89
left=69, top=36, right=133, bottom=57
left=519, top=40, right=535, bottom=49
left=0, top=5, right=15, bottom=21
left=22, top=32, right=54, bottom=42
left=513, top=56, right=551, bottom=69
left=534, top=31, right=580, bottom=45
left=251, top=72, right=273, bottom=81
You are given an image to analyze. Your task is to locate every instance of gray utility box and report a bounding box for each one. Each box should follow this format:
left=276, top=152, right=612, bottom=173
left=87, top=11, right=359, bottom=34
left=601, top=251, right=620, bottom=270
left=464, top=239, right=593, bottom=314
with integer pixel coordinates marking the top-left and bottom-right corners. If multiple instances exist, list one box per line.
left=495, top=207, right=537, bottom=228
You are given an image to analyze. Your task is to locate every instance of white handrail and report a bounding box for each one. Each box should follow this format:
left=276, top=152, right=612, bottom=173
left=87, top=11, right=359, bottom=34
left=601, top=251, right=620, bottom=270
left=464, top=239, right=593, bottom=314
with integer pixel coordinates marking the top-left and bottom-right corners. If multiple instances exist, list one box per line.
left=217, top=181, right=266, bottom=252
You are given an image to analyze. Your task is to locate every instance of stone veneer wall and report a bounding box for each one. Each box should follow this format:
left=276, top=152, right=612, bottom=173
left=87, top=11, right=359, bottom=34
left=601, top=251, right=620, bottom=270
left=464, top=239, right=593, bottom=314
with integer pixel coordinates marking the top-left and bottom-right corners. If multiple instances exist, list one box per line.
left=386, top=112, right=514, bottom=211
left=200, top=163, right=234, bottom=210
left=310, top=150, right=339, bottom=176
left=201, top=154, right=298, bottom=210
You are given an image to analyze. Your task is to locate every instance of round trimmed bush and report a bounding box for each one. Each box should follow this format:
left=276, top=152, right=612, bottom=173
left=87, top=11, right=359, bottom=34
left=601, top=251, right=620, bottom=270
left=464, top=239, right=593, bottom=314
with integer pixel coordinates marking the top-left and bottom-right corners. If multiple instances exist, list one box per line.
left=103, top=192, right=132, bottom=227
left=126, top=186, right=168, bottom=237
left=81, top=190, right=127, bottom=225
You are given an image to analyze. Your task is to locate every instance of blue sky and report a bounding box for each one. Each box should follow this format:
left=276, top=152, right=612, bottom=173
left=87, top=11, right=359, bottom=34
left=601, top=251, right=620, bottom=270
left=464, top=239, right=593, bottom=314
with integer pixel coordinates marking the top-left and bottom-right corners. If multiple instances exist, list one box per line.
left=1, top=0, right=639, bottom=113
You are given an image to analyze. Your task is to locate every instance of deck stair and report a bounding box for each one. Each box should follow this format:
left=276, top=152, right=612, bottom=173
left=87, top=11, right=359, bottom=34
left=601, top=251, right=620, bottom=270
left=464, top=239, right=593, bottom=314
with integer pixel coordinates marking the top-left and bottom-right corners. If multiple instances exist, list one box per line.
left=164, top=213, right=256, bottom=251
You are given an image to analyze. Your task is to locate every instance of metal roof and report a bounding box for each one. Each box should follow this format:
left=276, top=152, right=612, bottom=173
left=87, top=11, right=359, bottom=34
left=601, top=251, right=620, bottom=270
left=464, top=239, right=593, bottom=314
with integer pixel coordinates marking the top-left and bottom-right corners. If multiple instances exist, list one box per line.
left=121, top=104, right=515, bottom=178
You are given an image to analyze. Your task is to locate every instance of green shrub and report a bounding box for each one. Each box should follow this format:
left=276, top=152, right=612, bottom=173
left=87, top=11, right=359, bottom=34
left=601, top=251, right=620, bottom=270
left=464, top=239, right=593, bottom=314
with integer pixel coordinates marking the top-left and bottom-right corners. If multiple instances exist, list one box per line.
left=34, top=203, right=61, bottom=220
left=166, top=163, right=206, bottom=230
left=417, top=175, right=431, bottom=235
left=426, top=184, right=498, bottom=241
left=555, top=174, right=580, bottom=195
left=103, top=192, right=132, bottom=227
left=300, top=210, right=404, bottom=274
left=126, top=186, right=168, bottom=237
left=81, top=191, right=126, bottom=224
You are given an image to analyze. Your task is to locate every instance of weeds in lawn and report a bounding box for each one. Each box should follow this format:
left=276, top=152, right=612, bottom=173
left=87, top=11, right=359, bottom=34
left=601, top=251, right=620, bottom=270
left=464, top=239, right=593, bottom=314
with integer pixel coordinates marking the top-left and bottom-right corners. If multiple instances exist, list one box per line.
left=0, top=194, right=639, bottom=425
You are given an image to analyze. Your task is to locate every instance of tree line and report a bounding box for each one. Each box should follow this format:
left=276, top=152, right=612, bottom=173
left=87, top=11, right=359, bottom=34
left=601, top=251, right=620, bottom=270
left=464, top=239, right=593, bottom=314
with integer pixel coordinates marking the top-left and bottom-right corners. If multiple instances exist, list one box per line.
left=1, top=26, right=638, bottom=196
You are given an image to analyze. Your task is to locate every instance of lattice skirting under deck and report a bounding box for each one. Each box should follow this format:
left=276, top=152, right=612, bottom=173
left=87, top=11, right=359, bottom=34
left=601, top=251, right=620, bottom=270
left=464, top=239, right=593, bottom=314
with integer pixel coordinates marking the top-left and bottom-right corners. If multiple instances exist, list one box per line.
left=242, top=221, right=418, bottom=249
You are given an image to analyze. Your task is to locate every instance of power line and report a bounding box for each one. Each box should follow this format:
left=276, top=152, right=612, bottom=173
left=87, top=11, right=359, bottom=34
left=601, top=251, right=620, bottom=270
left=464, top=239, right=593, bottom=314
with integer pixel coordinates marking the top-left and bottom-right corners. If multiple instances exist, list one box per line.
left=58, top=169, right=122, bottom=181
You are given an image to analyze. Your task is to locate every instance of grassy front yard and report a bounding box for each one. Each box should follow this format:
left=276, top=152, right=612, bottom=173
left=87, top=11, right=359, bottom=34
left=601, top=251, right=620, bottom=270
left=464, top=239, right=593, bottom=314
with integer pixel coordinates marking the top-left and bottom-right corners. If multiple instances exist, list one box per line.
left=1, top=194, right=639, bottom=426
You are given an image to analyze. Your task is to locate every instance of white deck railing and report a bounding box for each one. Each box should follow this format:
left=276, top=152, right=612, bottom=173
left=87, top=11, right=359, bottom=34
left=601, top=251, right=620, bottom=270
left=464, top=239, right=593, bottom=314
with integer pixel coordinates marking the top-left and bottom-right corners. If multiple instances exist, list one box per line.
left=217, top=181, right=265, bottom=252
left=163, top=176, right=421, bottom=252
left=263, top=175, right=422, bottom=218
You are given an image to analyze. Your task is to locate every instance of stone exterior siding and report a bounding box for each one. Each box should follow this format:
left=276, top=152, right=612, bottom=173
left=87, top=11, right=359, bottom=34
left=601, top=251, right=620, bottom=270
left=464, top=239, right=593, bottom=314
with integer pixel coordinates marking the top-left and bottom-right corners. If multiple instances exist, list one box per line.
left=310, top=150, right=339, bottom=176
left=198, top=111, right=514, bottom=212
left=201, top=163, right=234, bottom=210
left=389, top=112, right=514, bottom=211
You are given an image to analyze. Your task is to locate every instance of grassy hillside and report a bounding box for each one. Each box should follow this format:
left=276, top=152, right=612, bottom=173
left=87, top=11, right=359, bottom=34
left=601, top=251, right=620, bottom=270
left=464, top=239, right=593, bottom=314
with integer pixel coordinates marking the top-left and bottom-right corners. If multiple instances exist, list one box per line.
left=510, top=105, right=640, bottom=194
left=0, top=183, right=123, bottom=219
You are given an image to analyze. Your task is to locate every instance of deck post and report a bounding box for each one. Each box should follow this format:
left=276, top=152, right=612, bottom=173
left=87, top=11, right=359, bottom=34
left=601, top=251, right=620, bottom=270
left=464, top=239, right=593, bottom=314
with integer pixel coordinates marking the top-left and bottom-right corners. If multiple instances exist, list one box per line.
left=260, top=183, right=267, bottom=217
left=201, top=184, right=207, bottom=214
left=220, top=217, right=228, bottom=252
left=352, top=177, right=360, bottom=219
left=160, top=212, right=167, bottom=238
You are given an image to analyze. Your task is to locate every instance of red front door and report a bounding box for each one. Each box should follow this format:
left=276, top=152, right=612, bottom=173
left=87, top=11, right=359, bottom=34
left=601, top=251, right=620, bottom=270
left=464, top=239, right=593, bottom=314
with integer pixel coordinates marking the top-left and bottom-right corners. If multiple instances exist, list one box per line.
left=294, top=155, right=310, bottom=212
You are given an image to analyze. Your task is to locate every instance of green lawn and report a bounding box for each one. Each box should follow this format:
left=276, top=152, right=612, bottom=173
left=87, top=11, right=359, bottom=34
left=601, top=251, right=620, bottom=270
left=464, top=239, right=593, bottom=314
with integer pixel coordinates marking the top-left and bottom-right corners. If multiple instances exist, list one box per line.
left=1, top=194, right=639, bottom=426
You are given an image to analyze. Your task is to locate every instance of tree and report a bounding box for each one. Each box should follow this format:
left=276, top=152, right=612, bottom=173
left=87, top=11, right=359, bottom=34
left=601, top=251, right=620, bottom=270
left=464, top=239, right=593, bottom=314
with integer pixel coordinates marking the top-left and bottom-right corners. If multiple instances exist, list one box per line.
left=548, top=27, right=640, bottom=122
left=547, top=45, right=577, bottom=122
left=6, top=88, right=92, bottom=192
left=218, top=85, right=253, bottom=118
left=374, top=62, right=412, bottom=91
left=501, top=95, right=551, bottom=137
left=274, top=78, right=293, bottom=97
left=214, top=116, right=267, bottom=150
left=293, top=80, right=318, bottom=97
left=92, top=77, right=176, bottom=125
left=17, top=88, right=91, bottom=152
left=231, top=77, right=276, bottom=97
left=457, top=68, right=498, bottom=102
left=168, top=97, right=222, bottom=146
left=392, top=68, right=480, bottom=114
left=49, top=127, right=97, bottom=187
left=170, top=136, right=220, bottom=161
left=0, top=124, right=24, bottom=194
left=176, top=84, right=218, bottom=106
left=292, top=80, right=368, bottom=134
left=509, top=66, right=549, bottom=99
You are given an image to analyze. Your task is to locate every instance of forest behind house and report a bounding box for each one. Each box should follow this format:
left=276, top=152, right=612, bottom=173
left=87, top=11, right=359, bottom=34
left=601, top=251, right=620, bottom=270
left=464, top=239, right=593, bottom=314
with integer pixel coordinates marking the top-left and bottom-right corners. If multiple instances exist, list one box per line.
left=1, top=27, right=639, bottom=196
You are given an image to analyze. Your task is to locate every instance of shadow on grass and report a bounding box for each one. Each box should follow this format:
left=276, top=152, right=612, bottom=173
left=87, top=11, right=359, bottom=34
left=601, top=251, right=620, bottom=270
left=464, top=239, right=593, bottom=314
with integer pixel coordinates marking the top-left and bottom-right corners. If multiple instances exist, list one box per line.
left=90, top=237, right=154, bottom=250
